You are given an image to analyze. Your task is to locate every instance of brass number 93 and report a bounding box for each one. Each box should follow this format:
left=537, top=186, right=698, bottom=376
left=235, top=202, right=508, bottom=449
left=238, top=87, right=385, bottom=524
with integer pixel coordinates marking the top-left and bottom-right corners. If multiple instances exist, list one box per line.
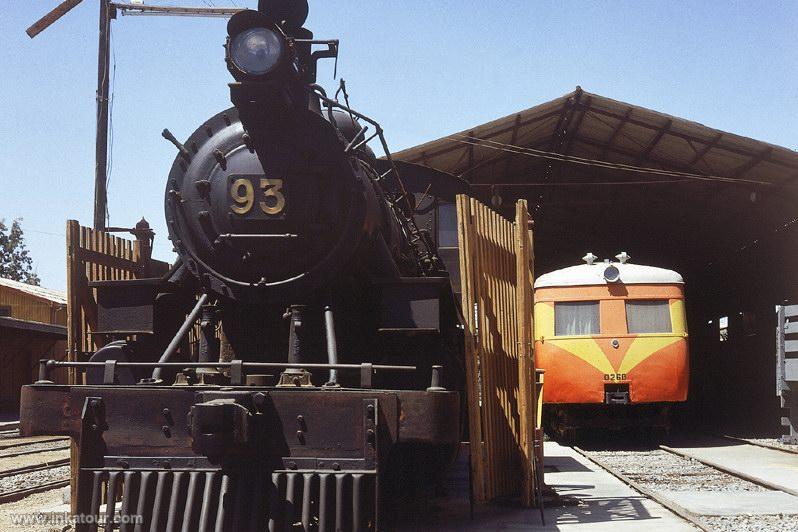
left=230, top=178, right=285, bottom=216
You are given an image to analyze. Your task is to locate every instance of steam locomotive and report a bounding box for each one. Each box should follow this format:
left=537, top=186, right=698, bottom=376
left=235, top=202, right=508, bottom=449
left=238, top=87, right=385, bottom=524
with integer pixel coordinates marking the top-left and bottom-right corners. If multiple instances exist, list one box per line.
left=20, top=1, right=468, bottom=529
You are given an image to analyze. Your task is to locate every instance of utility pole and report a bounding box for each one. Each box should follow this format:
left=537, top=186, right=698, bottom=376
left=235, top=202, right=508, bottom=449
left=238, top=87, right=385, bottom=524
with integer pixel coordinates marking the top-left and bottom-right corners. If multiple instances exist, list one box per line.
left=27, top=2, right=242, bottom=231
left=94, top=0, right=111, bottom=230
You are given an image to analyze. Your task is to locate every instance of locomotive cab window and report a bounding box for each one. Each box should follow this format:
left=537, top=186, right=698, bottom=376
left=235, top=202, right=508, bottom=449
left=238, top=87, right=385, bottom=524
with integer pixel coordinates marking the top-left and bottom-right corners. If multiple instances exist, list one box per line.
left=626, top=300, right=672, bottom=334
left=554, top=301, right=600, bottom=336
left=436, top=202, right=458, bottom=248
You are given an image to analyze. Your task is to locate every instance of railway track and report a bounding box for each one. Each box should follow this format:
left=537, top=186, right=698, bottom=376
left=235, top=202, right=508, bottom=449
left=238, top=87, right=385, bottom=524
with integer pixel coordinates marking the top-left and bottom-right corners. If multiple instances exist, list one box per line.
left=574, top=438, right=798, bottom=532
left=0, top=433, right=71, bottom=504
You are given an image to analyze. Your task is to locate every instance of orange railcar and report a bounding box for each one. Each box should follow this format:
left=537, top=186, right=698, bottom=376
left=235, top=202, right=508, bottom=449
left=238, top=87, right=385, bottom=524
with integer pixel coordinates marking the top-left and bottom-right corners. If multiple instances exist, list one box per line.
left=534, top=253, right=688, bottom=437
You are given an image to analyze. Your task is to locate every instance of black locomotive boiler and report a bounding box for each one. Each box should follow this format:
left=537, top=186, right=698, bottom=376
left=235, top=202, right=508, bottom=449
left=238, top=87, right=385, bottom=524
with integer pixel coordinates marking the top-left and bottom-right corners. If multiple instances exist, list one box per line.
left=20, top=1, right=468, bottom=530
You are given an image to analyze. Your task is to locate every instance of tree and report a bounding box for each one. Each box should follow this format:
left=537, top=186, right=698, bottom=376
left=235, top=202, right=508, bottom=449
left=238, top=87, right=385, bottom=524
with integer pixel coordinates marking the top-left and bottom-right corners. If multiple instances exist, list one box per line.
left=0, top=219, right=40, bottom=286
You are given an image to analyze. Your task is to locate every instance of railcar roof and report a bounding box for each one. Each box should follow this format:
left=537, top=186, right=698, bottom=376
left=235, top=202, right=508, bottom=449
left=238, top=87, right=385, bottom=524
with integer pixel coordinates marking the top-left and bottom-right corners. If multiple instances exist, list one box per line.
left=534, top=262, right=683, bottom=288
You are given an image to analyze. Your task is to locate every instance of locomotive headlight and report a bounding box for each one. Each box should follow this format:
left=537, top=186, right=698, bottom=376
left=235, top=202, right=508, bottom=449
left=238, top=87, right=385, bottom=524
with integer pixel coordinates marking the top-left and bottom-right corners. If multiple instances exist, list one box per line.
left=230, top=27, right=285, bottom=76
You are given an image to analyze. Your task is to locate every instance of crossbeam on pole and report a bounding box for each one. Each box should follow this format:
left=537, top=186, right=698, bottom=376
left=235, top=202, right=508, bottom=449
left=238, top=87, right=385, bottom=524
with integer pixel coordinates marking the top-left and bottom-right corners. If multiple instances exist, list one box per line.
left=111, top=3, right=243, bottom=17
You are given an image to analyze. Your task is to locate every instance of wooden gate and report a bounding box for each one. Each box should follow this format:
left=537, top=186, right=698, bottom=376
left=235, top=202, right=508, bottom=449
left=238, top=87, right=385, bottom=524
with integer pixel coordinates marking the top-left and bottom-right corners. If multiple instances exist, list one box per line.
left=456, top=196, right=539, bottom=505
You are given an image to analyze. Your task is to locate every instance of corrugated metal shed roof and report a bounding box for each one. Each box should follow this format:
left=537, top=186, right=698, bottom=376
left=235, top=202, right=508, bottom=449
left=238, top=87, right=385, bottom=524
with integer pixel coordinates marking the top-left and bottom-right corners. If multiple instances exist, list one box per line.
left=0, top=277, right=66, bottom=305
left=392, top=87, right=798, bottom=278
left=394, top=87, right=798, bottom=186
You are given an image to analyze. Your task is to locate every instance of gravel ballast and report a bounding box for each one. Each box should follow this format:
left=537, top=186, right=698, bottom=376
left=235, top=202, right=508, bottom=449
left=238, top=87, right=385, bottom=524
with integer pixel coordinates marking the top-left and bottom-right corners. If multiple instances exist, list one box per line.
left=581, top=445, right=798, bottom=531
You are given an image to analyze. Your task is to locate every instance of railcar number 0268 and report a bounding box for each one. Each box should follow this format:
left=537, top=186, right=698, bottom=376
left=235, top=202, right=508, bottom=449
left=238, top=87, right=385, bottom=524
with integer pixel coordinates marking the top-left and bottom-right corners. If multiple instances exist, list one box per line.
left=230, top=176, right=286, bottom=216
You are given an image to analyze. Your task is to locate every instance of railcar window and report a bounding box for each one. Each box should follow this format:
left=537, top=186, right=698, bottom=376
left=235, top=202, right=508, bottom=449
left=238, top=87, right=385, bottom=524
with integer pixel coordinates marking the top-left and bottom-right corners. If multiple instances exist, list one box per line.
left=554, top=301, right=600, bottom=336
left=437, top=202, right=458, bottom=248
left=626, top=300, right=672, bottom=334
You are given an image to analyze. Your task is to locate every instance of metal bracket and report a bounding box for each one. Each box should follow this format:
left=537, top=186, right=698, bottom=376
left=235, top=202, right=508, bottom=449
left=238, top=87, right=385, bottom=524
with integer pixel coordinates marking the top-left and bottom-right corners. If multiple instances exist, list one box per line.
left=103, top=360, right=117, bottom=384
left=230, top=359, right=244, bottom=386
left=360, top=363, right=373, bottom=389
left=81, top=397, right=108, bottom=432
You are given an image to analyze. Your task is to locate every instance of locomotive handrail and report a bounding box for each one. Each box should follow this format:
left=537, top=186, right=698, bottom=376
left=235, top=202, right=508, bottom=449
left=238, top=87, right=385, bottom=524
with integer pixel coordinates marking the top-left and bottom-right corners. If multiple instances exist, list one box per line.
left=36, top=359, right=417, bottom=388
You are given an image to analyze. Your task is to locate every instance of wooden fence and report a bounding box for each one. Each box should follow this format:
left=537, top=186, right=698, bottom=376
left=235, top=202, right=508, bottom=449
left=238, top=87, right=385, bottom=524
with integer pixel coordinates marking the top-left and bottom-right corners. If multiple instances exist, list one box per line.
left=456, top=196, right=539, bottom=505
left=66, top=220, right=169, bottom=374
left=65, top=220, right=169, bottom=509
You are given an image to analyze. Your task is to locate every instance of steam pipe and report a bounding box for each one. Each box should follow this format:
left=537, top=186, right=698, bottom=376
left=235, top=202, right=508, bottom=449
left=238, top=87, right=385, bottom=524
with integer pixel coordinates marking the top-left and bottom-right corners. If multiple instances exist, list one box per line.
left=324, top=305, right=339, bottom=384
left=152, top=293, right=209, bottom=380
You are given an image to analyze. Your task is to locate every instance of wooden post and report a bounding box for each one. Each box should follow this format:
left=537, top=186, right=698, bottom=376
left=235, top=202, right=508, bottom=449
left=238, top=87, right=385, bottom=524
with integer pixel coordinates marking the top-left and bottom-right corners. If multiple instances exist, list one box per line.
left=515, top=200, right=536, bottom=506
left=456, top=195, right=486, bottom=502
left=65, top=220, right=80, bottom=513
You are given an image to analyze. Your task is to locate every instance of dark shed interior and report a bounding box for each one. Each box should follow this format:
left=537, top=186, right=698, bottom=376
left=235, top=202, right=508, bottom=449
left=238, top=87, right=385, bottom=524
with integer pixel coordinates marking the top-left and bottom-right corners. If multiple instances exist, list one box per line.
left=394, top=87, right=798, bottom=435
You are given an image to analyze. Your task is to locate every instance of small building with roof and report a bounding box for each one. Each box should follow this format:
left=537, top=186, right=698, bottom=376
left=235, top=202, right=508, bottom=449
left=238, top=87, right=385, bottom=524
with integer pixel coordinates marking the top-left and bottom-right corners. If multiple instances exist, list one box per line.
left=0, top=277, right=67, bottom=416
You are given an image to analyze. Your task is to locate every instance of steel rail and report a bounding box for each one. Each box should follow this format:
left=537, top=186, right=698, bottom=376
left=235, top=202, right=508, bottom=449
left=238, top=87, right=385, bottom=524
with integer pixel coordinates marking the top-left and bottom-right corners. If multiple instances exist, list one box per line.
left=0, top=458, right=70, bottom=480
left=0, top=437, right=69, bottom=451
left=658, top=444, right=798, bottom=498
left=0, top=479, right=71, bottom=504
left=572, top=446, right=714, bottom=532
left=0, top=445, right=71, bottom=460
left=719, top=434, right=798, bottom=456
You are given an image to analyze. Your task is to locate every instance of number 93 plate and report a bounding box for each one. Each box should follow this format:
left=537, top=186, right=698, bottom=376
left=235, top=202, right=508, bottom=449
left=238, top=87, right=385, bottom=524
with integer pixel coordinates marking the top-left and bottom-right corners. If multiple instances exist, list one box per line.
left=228, top=175, right=287, bottom=218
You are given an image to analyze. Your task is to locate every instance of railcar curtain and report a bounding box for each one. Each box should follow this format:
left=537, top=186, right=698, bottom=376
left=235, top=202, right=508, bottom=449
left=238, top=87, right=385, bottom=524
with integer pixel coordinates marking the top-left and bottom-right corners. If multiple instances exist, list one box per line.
left=554, top=301, right=599, bottom=335
left=625, top=300, right=672, bottom=333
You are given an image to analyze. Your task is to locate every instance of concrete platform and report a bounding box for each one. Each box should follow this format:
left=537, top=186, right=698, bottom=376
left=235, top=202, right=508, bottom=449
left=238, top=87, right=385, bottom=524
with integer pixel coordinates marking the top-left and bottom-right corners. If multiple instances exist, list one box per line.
left=397, top=442, right=695, bottom=530
left=660, top=490, right=798, bottom=516
left=666, top=439, right=798, bottom=496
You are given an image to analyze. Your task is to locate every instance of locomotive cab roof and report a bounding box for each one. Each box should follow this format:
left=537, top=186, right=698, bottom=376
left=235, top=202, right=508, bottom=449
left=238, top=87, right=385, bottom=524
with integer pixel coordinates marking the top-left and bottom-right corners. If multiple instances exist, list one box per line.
left=534, top=257, right=683, bottom=288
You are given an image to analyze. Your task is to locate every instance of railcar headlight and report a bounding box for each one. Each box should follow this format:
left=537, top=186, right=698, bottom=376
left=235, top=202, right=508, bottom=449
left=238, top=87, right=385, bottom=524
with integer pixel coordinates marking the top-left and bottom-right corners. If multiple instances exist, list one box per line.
left=230, top=27, right=284, bottom=76
left=603, top=265, right=621, bottom=283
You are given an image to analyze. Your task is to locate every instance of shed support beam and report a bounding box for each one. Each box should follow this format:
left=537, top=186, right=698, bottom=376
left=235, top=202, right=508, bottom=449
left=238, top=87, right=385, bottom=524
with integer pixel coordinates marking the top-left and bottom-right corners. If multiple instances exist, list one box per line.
left=687, top=132, right=723, bottom=169
left=732, top=147, right=773, bottom=178
left=561, top=96, right=591, bottom=156
left=599, top=107, right=632, bottom=161
left=574, top=105, right=798, bottom=171
left=468, top=130, right=475, bottom=170
left=549, top=87, right=583, bottom=154
left=503, top=114, right=523, bottom=176
left=635, top=119, right=671, bottom=166
left=403, top=108, right=563, bottom=164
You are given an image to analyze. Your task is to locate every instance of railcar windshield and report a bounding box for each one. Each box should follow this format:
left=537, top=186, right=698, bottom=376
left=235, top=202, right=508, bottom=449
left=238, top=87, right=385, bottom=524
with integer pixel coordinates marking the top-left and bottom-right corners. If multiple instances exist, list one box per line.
left=626, top=300, right=672, bottom=333
left=554, top=301, right=599, bottom=336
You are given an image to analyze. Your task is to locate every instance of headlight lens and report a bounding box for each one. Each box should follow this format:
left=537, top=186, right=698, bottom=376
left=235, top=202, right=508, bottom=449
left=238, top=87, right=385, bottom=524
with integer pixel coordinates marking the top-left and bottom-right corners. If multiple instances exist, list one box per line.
left=603, top=265, right=621, bottom=282
left=230, top=27, right=284, bottom=76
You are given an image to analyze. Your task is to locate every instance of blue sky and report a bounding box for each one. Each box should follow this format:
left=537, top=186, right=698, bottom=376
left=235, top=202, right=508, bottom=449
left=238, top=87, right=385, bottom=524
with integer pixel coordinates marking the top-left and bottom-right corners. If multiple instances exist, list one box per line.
left=1, top=1, right=796, bottom=290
